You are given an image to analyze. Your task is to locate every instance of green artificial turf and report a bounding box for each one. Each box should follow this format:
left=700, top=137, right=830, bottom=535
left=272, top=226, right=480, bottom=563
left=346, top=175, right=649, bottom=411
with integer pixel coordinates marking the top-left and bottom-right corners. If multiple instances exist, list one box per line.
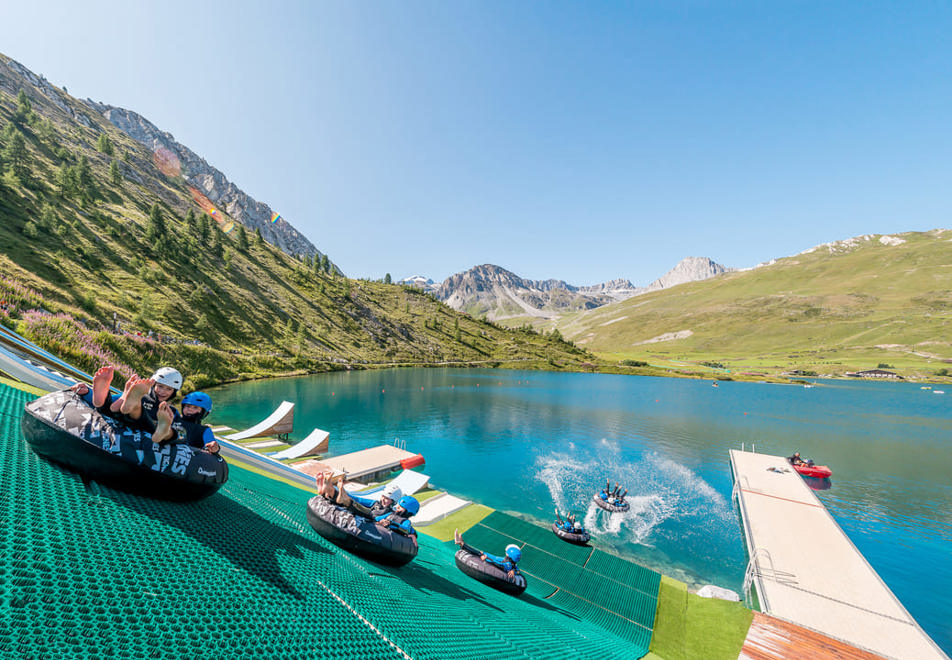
left=649, top=576, right=753, bottom=660
left=419, top=502, right=493, bottom=541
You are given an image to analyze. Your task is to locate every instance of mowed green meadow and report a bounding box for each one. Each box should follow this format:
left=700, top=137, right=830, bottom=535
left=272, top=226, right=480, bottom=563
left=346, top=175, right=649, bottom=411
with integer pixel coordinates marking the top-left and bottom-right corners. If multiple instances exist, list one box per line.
left=555, top=231, right=952, bottom=380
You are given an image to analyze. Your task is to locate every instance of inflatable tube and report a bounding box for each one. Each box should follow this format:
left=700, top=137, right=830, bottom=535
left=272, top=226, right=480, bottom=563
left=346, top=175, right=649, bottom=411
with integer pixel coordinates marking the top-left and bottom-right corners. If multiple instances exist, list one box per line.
left=306, top=495, right=418, bottom=566
left=454, top=549, right=527, bottom=595
left=593, top=494, right=630, bottom=512
left=552, top=522, right=590, bottom=545
left=21, top=390, right=227, bottom=500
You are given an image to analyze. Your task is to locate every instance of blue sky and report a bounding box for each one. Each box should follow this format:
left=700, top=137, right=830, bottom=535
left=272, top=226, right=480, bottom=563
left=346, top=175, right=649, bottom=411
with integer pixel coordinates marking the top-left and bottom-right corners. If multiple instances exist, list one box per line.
left=2, top=2, right=951, bottom=285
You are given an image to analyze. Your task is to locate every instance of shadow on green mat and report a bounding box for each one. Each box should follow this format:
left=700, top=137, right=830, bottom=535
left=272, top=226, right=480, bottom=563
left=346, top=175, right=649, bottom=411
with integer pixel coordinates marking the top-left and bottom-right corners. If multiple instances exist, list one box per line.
left=93, top=482, right=333, bottom=600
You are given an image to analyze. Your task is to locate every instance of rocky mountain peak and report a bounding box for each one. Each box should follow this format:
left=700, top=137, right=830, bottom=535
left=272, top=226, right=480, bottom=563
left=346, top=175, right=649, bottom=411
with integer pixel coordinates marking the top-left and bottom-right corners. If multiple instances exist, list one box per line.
left=84, top=100, right=325, bottom=263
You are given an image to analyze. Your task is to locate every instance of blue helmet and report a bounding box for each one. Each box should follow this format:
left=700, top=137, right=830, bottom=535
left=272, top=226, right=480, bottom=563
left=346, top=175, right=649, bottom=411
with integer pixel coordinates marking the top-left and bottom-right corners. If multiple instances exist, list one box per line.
left=397, top=495, right=419, bottom=516
left=505, top=544, right=522, bottom=563
left=182, top=391, right=213, bottom=414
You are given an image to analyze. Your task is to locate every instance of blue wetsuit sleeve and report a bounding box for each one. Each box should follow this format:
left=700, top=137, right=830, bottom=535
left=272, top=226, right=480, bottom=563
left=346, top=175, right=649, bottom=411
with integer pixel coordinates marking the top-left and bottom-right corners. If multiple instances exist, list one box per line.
left=482, top=552, right=507, bottom=569
left=398, top=519, right=415, bottom=536
left=202, top=426, right=216, bottom=446
left=351, top=493, right=376, bottom=508
left=374, top=512, right=389, bottom=523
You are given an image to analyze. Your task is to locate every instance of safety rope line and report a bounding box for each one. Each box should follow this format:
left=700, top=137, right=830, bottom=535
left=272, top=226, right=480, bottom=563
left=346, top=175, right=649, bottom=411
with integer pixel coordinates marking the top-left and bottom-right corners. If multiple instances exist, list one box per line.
left=252, top=493, right=414, bottom=660
left=739, top=487, right=823, bottom=508
left=312, top=577, right=413, bottom=660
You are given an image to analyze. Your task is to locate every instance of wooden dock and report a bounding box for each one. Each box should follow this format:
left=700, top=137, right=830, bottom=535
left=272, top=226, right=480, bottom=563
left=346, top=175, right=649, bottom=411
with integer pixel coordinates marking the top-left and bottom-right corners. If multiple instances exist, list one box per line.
left=730, top=450, right=947, bottom=660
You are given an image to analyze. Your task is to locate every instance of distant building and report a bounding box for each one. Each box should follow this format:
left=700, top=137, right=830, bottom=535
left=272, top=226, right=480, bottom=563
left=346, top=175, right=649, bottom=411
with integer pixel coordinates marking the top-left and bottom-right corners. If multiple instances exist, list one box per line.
left=847, top=369, right=902, bottom=379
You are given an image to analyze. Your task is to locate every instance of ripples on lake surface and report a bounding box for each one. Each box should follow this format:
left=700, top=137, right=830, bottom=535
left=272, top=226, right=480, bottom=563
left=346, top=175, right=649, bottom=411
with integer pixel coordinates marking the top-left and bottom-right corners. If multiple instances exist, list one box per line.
left=211, top=368, right=951, bottom=654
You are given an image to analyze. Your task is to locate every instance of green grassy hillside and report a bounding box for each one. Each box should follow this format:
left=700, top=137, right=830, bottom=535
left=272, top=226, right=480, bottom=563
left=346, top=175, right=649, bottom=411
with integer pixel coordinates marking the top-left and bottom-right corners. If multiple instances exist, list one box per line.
left=556, top=231, right=952, bottom=380
left=0, top=59, right=593, bottom=389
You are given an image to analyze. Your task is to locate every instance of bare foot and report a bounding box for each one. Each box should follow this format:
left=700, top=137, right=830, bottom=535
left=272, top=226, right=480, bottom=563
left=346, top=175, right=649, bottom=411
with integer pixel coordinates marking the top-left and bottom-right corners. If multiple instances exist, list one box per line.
left=152, top=401, right=175, bottom=444
left=454, top=528, right=463, bottom=546
left=111, top=374, right=139, bottom=413
left=121, top=377, right=154, bottom=418
left=315, top=471, right=336, bottom=499
left=335, top=485, right=351, bottom=507
left=91, top=366, right=114, bottom=408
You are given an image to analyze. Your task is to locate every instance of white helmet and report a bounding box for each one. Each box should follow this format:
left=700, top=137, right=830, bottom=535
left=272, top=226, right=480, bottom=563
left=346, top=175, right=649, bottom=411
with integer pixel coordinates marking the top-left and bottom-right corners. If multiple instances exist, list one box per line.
left=151, top=367, right=183, bottom=390
left=574, top=521, right=582, bottom=531
left=381, top=483, right=403, bottom=502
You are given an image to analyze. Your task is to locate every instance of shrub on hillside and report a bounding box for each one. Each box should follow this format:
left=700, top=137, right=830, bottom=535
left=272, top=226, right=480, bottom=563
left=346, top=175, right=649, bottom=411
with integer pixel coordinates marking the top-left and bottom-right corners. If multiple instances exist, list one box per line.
left=621, top=359, right=648, bottom=367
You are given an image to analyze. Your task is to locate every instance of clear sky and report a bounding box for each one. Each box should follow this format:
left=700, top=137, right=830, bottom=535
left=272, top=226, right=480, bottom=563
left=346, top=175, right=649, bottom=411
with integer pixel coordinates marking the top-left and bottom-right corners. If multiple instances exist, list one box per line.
left=2, top=2, right=951, bottom=285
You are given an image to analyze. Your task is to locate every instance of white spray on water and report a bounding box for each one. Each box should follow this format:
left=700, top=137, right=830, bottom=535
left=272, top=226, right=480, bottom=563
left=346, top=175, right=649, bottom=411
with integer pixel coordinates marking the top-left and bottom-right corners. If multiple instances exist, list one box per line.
left=535, top=439, right=729, bottom=546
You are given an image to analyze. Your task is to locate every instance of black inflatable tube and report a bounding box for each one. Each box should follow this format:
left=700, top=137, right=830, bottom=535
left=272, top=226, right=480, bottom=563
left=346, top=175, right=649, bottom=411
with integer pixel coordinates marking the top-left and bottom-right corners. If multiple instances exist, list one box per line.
left=551, top=522, right=590, bottom=545
left=21, top=390, right=227, bottom=501
left=593, top=494, right=630, bottom=512
left=306, top=495, right=418, bottom=566
left=454, top=549, right=527, bottom=595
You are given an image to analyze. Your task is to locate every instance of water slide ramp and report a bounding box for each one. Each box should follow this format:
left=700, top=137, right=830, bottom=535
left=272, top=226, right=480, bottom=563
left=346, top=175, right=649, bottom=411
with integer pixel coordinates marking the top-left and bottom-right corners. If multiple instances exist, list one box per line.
left=0, top=381, right=655, bottom=659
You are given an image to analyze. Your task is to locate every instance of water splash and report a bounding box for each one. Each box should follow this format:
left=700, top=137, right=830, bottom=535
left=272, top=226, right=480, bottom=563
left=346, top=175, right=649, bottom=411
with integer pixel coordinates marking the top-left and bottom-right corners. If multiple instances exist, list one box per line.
left=534, top=445, right=728, bottom=546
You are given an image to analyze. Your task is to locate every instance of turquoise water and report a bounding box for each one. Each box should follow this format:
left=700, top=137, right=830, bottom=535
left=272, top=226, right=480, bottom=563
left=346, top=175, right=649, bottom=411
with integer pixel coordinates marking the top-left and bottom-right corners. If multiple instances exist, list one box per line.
left=210, top=369, right=952, bottom=654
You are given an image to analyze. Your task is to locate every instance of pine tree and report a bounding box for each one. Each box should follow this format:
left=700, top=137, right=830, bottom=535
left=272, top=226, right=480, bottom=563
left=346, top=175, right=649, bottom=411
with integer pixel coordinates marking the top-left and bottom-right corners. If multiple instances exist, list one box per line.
left=2, top=130, right=28, bottom=181
left=236, top=224, right=249, bottom=251
left=96, top=132, right=114, bottom=156
left=55, top=163, right=72, bottom=197
left=185, top=208, right=197, bottom=232
left=109, top=159, right=122, bottom=185
left=14, top=90, right=34, bottom=125
left=199, top=214, right=212, bottom=243
left=255, top=227, right=264, bottom=245
left=384, top=273, right=392, bottom=284
left=321, top=254, right=330, bottom=273
left=74, top=155, right=93, bottom=198
left=147, top=203, right=166, bottom=243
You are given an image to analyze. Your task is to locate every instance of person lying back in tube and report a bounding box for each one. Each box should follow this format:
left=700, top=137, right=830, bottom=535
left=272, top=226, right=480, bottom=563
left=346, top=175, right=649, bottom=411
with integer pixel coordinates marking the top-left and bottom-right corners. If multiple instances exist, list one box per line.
left=375, top=496, right=420, bottom=536
left=72, top=364, right=183, bottom=434
left=454, top=528, right=522, bottom=581
left=151, top=391, right=220, bottom=454
left=556, top=510, right=584, bottom=534
left=72, top=366, right=218, bottom=453
left=315, top=473, right=418, bottom=534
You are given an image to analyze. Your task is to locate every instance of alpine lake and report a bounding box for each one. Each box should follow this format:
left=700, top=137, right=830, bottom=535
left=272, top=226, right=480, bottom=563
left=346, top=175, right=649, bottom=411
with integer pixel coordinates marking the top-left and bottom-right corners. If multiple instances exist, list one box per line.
left=210, top=368, right=952, bottom=655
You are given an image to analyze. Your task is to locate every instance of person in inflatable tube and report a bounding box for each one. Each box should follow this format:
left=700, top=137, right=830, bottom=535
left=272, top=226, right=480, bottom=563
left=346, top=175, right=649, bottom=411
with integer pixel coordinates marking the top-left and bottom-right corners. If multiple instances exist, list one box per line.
left=453, top=529, right=522, bottom=581
left=555, top=510, right=584, bottom=534
left=152, top=391, right=220, bottom=454
left=375, top=495, right=419, bottom=536
left=315, top=471, right=397, bottom=514
left=72, top=365, right=184, bottom=434
left=314, top=473, right=417, bottom=534
left=599, top=479, right=627, bottom=506
left=346, top=482, right=403, bottom=519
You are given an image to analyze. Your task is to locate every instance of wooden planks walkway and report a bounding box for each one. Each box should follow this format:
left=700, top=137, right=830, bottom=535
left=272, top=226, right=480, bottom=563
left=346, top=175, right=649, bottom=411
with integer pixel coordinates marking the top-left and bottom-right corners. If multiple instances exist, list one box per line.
left=740, top=612, right=886, bottom=660
left=730, top=450, right=947, bottom=660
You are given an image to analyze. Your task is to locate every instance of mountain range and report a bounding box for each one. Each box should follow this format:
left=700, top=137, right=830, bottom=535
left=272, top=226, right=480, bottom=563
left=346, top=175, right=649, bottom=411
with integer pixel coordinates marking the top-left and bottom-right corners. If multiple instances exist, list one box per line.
left=402, top=257, right=730, bottom=322
left=2, top=52, right=950, bottom=381
left=0, top=52, right=592, bottom=388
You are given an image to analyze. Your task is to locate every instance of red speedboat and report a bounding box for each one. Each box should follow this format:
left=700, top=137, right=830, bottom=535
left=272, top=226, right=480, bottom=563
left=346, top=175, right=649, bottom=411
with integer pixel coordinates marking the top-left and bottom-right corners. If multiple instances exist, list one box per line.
left=790, top=462, right=833, bottom=479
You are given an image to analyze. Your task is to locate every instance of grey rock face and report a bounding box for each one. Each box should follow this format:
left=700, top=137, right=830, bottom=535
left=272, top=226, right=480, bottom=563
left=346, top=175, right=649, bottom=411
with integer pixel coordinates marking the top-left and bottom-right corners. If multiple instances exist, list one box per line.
left=643, top=257, right=731, bottom=292
left=84, top=100, right=325, bottom=263
left=436, top=259, right=730, bottom=320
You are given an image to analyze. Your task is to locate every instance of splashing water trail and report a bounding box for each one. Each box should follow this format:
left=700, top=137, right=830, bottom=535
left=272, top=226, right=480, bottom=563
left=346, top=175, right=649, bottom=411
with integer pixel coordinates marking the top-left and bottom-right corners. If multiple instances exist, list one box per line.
left=535, top=444, right=728, bottom=547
